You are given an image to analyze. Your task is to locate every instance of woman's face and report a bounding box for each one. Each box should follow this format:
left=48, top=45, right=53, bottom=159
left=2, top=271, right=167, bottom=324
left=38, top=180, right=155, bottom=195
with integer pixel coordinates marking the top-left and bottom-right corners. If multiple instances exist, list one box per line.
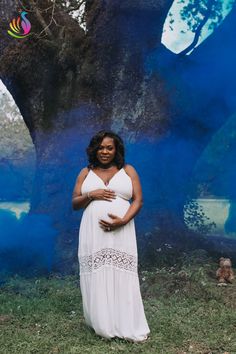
left=96, top=136, right=116, bottom=166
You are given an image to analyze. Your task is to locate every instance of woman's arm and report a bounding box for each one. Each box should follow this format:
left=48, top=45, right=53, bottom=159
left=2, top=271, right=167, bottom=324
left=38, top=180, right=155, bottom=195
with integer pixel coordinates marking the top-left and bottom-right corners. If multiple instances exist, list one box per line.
left=121, top=164, right=143, bottom=224
left=72, top=168, right=92, bottom=210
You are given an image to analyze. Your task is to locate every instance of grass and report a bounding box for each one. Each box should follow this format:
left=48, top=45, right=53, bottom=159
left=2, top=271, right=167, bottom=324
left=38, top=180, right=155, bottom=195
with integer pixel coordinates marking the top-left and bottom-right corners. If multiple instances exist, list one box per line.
left=0, top=249, right=236, bottom=354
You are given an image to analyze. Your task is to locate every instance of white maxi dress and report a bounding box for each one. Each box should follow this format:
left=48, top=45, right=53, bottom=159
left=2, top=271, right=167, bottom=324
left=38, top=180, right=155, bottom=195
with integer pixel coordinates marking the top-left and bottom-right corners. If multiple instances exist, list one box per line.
left=78, top=167, right=150, bottom=341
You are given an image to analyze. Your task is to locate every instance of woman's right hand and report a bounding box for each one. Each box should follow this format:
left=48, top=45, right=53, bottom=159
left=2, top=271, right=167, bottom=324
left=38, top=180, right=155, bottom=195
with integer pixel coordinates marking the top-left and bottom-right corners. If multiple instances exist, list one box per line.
left=89, top=189, right=117, bottom=202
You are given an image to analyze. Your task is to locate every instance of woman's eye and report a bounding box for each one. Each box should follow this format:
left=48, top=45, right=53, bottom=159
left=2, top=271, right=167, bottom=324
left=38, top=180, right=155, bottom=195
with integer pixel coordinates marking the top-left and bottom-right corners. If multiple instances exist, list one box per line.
left=98, top=146, right=113, bottom=151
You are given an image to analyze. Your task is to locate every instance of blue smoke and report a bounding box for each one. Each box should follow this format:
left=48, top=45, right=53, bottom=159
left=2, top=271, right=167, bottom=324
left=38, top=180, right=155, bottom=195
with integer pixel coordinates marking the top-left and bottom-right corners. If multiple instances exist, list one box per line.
left=0, top=209, right=58, bottom=278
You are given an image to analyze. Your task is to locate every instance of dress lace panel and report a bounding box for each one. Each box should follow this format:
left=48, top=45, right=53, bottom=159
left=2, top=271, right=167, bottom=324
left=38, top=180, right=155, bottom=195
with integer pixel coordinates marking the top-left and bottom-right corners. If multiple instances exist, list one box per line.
left=79, top=248, right=138, bottom=273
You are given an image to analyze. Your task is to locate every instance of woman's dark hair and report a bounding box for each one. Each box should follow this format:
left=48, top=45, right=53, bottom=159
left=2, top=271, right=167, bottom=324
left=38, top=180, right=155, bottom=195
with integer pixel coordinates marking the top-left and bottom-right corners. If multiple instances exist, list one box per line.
left=86, top=130, right=125, bottom=169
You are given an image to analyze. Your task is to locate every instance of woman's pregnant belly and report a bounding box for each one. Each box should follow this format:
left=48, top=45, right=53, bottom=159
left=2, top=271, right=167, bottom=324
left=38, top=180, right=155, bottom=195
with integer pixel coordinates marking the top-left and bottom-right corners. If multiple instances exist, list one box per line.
left=79, top=195, right=134, bottom=255
left=89, top=195, right=130, bottom=223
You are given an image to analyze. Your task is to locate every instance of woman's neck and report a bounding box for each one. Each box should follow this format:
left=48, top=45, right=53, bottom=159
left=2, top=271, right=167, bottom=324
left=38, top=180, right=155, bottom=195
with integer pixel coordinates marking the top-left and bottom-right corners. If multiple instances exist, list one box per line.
left=96, top=162, right=116, bottom=170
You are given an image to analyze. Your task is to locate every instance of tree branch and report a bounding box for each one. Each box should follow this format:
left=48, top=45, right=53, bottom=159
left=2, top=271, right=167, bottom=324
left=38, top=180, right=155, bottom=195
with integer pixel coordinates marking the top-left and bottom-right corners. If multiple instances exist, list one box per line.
left=178, top=0, right=215, bottom=56
left=29, top=0, right=54, bottom=39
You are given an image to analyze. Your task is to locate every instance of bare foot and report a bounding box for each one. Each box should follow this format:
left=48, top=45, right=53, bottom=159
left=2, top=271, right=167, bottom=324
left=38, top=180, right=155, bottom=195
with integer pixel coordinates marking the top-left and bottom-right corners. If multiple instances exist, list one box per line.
left=124, top=335, right=150, bottom=343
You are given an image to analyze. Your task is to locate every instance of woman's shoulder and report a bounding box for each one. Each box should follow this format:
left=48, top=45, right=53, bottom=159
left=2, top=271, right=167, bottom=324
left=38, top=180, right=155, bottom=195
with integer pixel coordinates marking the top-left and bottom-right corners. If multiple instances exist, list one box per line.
left=123, top=163, right=136, bottom=171
left=78, top=166, right=90, bottom=178
left=123, top=164, right=139, bottom=177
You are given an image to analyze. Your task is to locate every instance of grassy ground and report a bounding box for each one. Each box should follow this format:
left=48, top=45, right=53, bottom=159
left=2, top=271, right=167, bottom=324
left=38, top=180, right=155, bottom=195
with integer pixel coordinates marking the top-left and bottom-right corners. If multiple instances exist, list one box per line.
left=0, top=249, right=235, bottom=354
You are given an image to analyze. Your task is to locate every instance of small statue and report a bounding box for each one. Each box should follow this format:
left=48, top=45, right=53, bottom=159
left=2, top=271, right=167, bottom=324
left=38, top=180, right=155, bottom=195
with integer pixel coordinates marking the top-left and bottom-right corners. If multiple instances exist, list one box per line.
left=216, top=257, right=234, bottom=286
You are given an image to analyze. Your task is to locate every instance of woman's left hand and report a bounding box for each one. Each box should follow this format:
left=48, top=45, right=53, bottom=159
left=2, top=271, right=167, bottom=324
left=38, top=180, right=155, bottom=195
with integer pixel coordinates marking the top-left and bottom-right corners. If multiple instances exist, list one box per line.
left=99, top=213, right=126, bottom=232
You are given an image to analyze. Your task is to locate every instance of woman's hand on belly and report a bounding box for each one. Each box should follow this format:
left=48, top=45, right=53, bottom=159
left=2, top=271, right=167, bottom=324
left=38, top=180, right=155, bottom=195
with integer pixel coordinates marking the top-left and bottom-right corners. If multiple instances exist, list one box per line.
left=99, top=213, right=126, bottom=232
left=90, top=188, right=117, bottom=202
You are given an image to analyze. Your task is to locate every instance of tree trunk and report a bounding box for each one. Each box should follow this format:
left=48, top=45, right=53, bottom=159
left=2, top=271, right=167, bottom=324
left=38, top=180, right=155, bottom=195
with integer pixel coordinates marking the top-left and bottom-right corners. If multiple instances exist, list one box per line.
left=1, top=0, right=234, bottom=271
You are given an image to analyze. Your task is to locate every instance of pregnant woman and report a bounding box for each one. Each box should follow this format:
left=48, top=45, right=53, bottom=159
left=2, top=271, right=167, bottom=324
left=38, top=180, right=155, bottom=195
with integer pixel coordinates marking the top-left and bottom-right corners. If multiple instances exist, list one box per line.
left=72, top=130, right=150, bottom=343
